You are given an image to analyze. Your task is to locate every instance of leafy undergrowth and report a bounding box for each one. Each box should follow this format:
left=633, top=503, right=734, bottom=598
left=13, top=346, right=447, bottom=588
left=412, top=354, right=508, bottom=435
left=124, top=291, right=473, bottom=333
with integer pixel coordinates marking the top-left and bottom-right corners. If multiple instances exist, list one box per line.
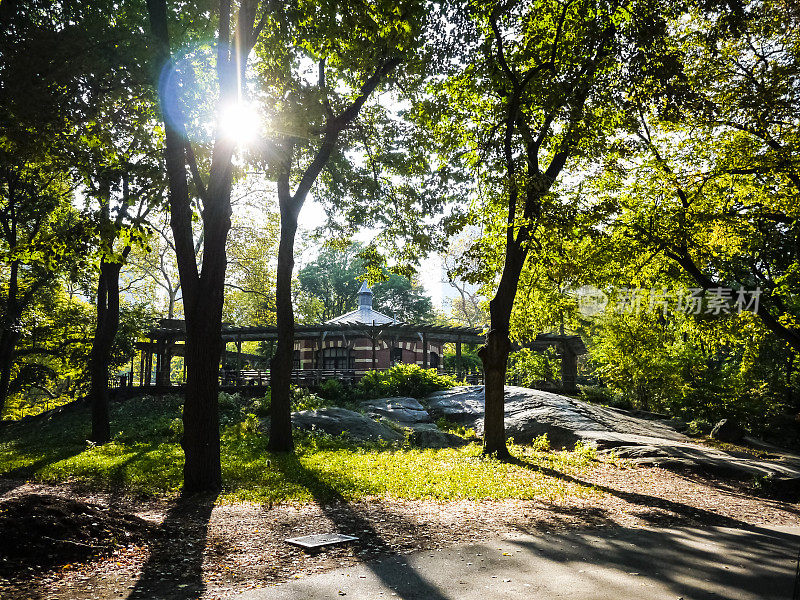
left=0, top=394, right=602, bottom=504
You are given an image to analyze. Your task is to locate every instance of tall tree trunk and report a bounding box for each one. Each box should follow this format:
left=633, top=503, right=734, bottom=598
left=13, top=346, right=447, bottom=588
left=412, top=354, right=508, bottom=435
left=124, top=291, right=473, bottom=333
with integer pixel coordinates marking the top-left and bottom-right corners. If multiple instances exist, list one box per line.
left=181, top=300, right=223, bottom=492
left=267, top=190, right=298, bottom=452
left=89, top=260, right=123, bottom=443
left=147, top=0, right=262, bottom=493
left=0, top=329, right=19, bottom=417
left=478, top=240, right=527, bottom=458
left=0, top=260, right=20, bottom=417
left=177, top=143, right=234, bottom=491
left=265, top=58, right=400, bottom=453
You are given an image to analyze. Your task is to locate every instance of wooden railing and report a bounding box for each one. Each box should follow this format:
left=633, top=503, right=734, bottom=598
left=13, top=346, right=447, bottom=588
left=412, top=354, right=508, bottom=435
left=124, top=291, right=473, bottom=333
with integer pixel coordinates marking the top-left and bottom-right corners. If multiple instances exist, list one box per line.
left=219, top=368, right=361, bottom=386
left=116, top=367, right=485, bottom=388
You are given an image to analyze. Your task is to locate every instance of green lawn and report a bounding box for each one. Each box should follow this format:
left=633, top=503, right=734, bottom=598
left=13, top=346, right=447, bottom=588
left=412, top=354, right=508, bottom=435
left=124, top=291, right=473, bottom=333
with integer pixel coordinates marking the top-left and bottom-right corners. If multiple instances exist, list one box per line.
left=0, top=394, right=603, bottom=504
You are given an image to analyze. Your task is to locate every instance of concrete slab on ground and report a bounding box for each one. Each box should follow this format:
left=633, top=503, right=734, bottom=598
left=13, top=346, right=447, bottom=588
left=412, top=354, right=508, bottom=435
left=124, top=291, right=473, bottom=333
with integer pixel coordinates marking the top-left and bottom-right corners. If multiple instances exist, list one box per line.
left=234, top=526, right=800, bottom=600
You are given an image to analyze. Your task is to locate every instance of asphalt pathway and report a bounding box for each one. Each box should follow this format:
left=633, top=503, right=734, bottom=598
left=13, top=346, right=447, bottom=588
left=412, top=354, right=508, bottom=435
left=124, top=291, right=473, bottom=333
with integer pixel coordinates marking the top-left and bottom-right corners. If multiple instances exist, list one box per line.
left=234, top=526, right=800, bottom=600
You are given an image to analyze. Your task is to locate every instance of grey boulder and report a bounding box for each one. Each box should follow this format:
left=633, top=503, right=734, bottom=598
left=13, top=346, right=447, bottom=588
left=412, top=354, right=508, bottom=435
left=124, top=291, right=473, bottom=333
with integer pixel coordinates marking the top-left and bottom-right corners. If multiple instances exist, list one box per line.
left=425, top=386, right=486, bottom=425
left=361, top=397, right=432, bottom=425
left=425, top=385, right=691, bottom=448
left=407, top=424, right=470, bottom=449
left=292, top=407, right=403, bottom=442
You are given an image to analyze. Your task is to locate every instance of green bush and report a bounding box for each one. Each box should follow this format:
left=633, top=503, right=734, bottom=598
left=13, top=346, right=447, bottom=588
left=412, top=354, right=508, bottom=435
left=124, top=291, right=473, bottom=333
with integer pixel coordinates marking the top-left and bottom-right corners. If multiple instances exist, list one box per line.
left=251, top=392, right=271, bottom=417
left=319, top=378, right=344, bottom=400
left=435, top=417, right=476, bottom=439
left=578, top=384, right=614, bottom=405
left=357, top=364, right=459, bottom=399
left=687, top=418, right=713, bottom=435
left=218, top=392, right=241, bottom=411
left=531, top=433, right=551, bottom=452
left=318, top=378, right=359, bottom=404
left=290, top=386, right=327, bottom=411
left=166, top=417, right=183, bottom=442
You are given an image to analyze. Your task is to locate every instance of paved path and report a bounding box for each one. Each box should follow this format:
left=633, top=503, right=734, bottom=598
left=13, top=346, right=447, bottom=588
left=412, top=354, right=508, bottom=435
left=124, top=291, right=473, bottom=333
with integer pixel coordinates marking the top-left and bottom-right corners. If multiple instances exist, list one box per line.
left=235, top=526, right=800, bottom=600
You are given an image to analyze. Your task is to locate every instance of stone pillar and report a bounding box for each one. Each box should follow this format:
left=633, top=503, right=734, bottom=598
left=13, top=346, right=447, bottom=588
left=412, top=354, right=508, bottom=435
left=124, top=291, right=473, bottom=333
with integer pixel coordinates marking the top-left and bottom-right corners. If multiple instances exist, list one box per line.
left=154, top=340, right=161, bottom=383
left=455, top=337, right=462, bottom=379
left=156, top=337, right=172, bottom=386
left=561, top=345, right=578, bottom=394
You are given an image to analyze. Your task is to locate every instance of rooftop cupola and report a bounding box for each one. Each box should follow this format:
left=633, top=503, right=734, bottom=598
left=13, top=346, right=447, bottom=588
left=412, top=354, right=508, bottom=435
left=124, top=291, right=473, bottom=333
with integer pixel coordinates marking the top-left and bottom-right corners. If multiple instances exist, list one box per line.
left=358, top=281, right=373, bottom=309
left=324, top=280, right=393, bottom=325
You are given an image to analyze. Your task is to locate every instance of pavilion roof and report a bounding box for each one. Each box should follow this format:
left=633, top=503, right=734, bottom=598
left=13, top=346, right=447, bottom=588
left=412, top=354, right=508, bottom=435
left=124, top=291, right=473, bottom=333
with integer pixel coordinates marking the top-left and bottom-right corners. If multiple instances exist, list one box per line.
left=146, top=319, right=485, bottom=344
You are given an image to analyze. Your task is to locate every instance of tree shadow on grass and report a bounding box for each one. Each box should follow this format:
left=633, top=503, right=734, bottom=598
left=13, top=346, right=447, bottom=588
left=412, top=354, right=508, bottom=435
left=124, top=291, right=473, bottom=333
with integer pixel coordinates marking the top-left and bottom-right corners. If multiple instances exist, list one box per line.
left=0, top=446, right=88, bottom=496
left=0, top=404, right=93, bottom=495
left=272, top=453, right=454, bottom=600
left=504, top=454, right=798, bottom=528
left=126, top=491, right=218, bottom=600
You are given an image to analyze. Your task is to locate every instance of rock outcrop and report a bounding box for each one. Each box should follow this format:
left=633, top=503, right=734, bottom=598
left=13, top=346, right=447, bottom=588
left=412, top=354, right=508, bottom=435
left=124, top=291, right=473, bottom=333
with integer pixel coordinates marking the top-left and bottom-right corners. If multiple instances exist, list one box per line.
left=423, top=385, right=800, bottom=481
left=292, top=407, right=403, bottom=443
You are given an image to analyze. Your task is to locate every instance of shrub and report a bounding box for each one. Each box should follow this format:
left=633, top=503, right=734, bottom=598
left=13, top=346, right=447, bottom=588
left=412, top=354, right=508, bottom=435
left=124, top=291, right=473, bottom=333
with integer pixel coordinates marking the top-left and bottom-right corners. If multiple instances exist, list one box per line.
left=290, top=386, right=326, bottom=411
left=531, top=433, right=551, bottom=452
left=218, top=392, right=242, bottom=411
left=317, top=378, right=359, bottom=406
left=319, top=378, right=345, bottom=401
left=165, top=417, right=183, bottom=442
left=357, top=364, right=459, bottom=399
left=223, top=413, right=260, bottom=438
left=435, top=417, right=476, bottom=439
left=251, top=392, right=271, bottom=417
left=687, top=418, right=713, bottom=436
left=578, top=385, right=614, bottom=405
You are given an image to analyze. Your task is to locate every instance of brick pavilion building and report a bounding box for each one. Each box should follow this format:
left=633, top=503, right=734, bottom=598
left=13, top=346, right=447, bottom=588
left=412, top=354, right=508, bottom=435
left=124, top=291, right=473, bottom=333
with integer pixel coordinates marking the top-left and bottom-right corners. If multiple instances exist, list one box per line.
left=294, top=281, right=448, bottom=373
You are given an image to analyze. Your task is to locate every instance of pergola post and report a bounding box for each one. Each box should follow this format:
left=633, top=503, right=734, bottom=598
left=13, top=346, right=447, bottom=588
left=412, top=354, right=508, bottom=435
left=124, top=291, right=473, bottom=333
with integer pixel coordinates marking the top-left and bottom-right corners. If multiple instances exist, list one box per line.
left=139, top=346, right=145, bottom=386
left=316, top=334, right=323, bottom=385
left=155, top=339, right=162, bottom=385
left=155, top=336, right=173, bottom=387
left=144, top=341, right=153, bottom=386
left=236, top=337, right=242, bottom=383
left=422, top=333, right=428, bottom=369
left=371, top=323, right=377, bottom=370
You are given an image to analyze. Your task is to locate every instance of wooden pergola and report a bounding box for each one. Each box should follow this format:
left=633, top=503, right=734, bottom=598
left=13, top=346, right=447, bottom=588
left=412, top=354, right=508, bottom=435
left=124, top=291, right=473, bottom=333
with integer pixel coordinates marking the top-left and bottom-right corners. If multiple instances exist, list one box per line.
left=133, top=319, right=485, bottom=388
left=129, top=318, right=586, bottom=393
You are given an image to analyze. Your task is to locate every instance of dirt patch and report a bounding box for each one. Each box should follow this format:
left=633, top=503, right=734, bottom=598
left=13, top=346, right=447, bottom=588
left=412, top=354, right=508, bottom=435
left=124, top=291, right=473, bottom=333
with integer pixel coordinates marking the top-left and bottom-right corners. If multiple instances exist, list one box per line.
left=0, top=494, right=154, bottom=581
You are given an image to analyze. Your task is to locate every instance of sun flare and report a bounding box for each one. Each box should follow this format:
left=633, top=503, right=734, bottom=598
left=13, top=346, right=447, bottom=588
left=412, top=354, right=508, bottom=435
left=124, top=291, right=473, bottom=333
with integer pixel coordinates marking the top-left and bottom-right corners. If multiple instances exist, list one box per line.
left=219, top=102, right=261, bottom=145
